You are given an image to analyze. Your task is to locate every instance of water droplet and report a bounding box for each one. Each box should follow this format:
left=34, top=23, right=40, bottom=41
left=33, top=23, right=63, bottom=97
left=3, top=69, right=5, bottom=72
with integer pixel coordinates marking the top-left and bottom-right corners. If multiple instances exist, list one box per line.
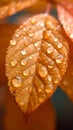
left=45, top=84, right=53, bottom=93
left=29, top=55, right=33, bottom=60
left=20, top=50, right=27, bottom=55
left=58, top=43, right=63, bottom=48
left=56, top=55, right=63, bottom=64
left=10, top=39, right=16, bottom=46
left=15, top=34, right=19, bottom=37
left=40, top=22, right=44, bottom=27
left=47, top=46, right=53, bottom=54
left=47, top=75, right=52, bottom=82
left=54, top=79, right=59, bottom=84
left=31, top=18, right=36, bottom=24
left=38, top=85, right=44, bottom=93
left=12, top=76, right=22, bottom=88
left=23, top=69, right=29, bottom=76
left=10, top=59, right=17, bottom=67
left=39, top=96, right=44, bottom=103
left=21, top=59, right=27, bottom=66
left=38, top=64, right=48, bottom=78
left=29, top=33, right=33, bottom=37
left=48, top=61, right=54, bottom=69
left=54, top=38, right=58, bottom=42
left=34, top=42, right=40, bottom=47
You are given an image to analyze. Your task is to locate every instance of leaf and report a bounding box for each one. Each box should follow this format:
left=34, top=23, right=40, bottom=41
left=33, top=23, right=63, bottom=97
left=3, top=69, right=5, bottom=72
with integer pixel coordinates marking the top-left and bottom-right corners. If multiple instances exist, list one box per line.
left=0, top=0, right=37, bottom=19
left=28, top=1, right=51, bottom=14
left=0, top=24, right=18, bottom=87
left=60, top=35, right=73, bottom=101
left=57, top=2, right=73, bottom=42
left=6, top=14, right=68, bottom=114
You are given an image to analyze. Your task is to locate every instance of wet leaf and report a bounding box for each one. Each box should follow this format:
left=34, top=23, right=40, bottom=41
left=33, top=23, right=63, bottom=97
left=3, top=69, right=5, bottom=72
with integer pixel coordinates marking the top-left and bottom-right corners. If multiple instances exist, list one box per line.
left=0, top=24, right=18, bottom=87
left=0, top=0, right=37, bottom=19
left=6, top=14, right=68, bottom=114
left=57, top=2, right=73, bottom=42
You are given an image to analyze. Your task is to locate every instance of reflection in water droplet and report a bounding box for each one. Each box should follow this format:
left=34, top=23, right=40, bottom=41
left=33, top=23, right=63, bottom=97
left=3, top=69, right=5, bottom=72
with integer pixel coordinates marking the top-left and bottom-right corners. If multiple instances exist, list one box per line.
left=21, top=59, right=27, bottom=66
left=23, top=69, right=29, bottom=76
left=10, top=39, right=16, bottom=46
left=56, top=55, right=63, bottom=64
left=38, top=64, right=48, bottom=78
left=47, top=46, right=53, bottom=54
left=20, top=50, right=27, bottom=55
left=12, top=76, right=22, bottom=88
left=10, top=59, right=17, bottom=67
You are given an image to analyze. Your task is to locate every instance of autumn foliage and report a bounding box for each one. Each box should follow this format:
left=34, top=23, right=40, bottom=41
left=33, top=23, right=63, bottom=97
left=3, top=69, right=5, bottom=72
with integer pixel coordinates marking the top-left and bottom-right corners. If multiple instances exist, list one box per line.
left=0, top=0, right=73, bottom=114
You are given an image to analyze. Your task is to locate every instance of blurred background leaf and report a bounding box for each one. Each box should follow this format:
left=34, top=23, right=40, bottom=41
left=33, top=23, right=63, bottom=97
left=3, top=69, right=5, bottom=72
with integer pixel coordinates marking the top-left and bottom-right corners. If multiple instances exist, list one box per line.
left=0, top=24, right=18, bottom=87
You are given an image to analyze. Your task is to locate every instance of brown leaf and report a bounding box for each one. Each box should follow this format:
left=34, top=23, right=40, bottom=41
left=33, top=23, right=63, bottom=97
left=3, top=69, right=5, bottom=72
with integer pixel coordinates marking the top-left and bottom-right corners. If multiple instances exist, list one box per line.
left=57, top=2, right=73, bottom=42
left=0, top=24, right=18, bottom=87
left=6, top=14, right=68, bottom=114
left=0, top=0, right=37, bottom=19
left=28, top=1, right=51, bottom=14
left=60, top=36, right=73, bottom=101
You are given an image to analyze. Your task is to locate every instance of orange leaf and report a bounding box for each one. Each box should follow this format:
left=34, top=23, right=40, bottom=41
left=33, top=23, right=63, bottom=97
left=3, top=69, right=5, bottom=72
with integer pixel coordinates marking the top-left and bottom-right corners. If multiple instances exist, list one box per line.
left=28, top=1, right=51, bottom=14
left=0, top=0, right=37, bottom=19
left=6, top=14, right=68, bottom=114
left=57, top=2, right=73, bottom=42
left=0, top=24, right=18, bottom=87
left=60, top=35, right=73, bottom=101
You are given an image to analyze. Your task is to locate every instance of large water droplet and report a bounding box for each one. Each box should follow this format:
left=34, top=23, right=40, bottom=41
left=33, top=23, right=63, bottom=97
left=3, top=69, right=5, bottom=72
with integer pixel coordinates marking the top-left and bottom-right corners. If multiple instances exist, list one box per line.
left=38, top=64, right=48, bottom=78
left=12, top=76, right=22, bottom=88
left=56, top=55, right=63, bottom=64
